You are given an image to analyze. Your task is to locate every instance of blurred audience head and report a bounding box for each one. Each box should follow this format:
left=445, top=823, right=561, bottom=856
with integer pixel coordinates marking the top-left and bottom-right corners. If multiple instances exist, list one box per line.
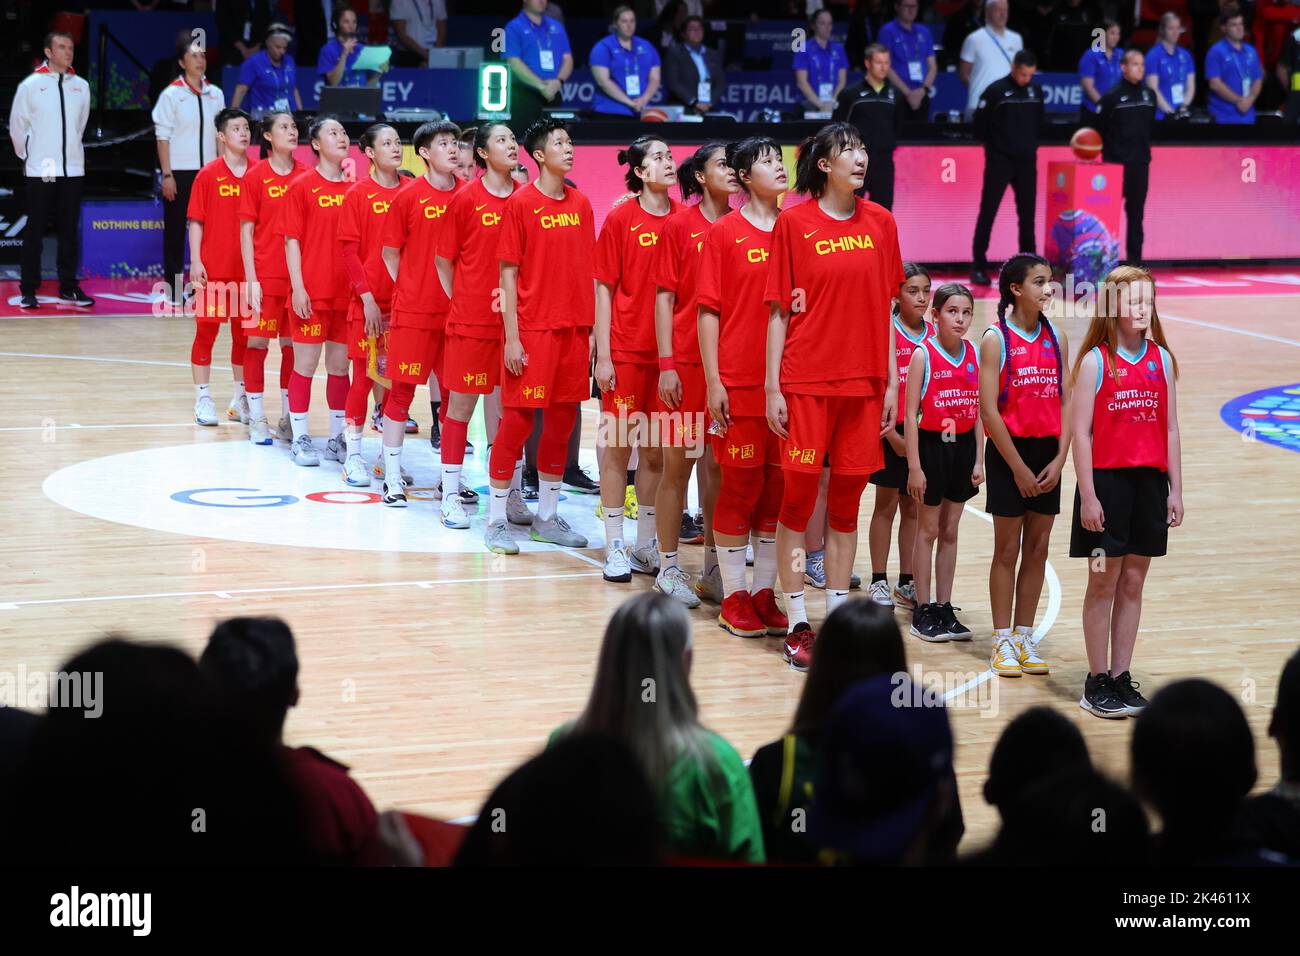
left=1269, top=648, right=1300, bottom=781
left=983, top=706, right=1091, bottom=817
left=199, top=616, right=300, bottom=745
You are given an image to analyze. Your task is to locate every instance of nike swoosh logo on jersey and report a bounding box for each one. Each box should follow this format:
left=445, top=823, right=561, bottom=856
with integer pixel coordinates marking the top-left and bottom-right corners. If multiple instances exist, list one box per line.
left=690, top=231, right=704, bottom=238
left=475, top=203, right=487, bottom=211
left=420, top=197, right=433, bottom=204
left=367, top=192, right=378, bottom=199
left=217, top=176, right=227, bottom=182
left=533, top=206, right=545, bottom=214
left=263, top=177, right=275, bottom=184
left=735, top=236, right=749, bottom=244
left=312, top=187, right=323, bottom=194
left=803, top=230, right=818, bottom=239
left=630, top=223, right=643, bottom=232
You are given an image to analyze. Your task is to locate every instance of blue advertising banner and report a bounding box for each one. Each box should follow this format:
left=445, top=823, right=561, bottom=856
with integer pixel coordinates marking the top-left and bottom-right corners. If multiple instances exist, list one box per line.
left=81, top=200, right=168, bottom=279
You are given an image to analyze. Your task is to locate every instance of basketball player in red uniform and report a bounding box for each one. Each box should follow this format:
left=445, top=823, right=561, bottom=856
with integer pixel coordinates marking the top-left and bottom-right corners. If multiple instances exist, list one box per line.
left=594, top=136, right=680, bottom=583
left=698, top=136, right=789, bottom=639
left=650, top=141, right=736, bottom=606
left=376, top=120, right=462, bottom=505
left=764, top=122, right=905, bottom=670
left=282, top=116, right=352, bottom=466
left=186, top=107, right=251, bottom=427
left=1070, top=265, right=1182, bottom=719
left=483, top=117, right=594, bottom=554
left=336, top=123, right=405, bottom=487
left=904, top=283, right=984, bottom=643
left=239, top=111, right=306, bottom=445
left=980, top=252, right=1072, bottom=678
left=434, top=123, right=533, bottom=531
left=866, top=262, right=932, bottom=610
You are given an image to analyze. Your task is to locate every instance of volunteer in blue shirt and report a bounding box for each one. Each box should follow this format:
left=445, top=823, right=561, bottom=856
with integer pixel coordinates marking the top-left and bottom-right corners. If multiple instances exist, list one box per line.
left=590, top=7, right=661, bottom=116
left=1206, top=7, right=1263, bottom=124
left=879, top=0, right=937, bottom=121
left=504, top=0, right=574, bottom=129
left=1145, top=11, right=1195, bottom=119
left=794, top=8, right=849, bottom=112
left=319, top=5, right=383, bottom=88
left=230, top=24, right=303, bottom=114
left=1079, top=19, right=1123, bottom=117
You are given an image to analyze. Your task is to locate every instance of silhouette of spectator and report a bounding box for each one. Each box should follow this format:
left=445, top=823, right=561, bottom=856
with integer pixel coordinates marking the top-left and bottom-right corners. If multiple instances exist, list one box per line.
left=983, top=705, right=1092, bottom=820
left=1239, top=647, right=1300, bottom=861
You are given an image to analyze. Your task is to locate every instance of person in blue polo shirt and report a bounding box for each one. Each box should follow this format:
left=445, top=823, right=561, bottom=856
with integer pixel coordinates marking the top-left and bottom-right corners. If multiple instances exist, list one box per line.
left=590, top=6, right=661, bottom=117
left=1206, top=6, right=1263, bottom=124
left=879, top=0, right=936, bottom=122
left=794, top=8, right=849, bottom=113
left=504, top=0, right=574, bottom=129
left=318, top=5, right=383, bottom=89
left=231, top=24, right=303, bottom=115
left=1078, top=19, right=1123, bottom=118
left=1145, top=11, right=1195, bottom=119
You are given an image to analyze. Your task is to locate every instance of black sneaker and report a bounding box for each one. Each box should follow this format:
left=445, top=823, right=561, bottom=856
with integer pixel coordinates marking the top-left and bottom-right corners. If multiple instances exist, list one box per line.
left=937, top=602, right=972, bottom=641
left=20, top=295, right=39, bottom=310
left=522, top=469, right=539, bottom=501
left=1111, top=671, right=1149, bottom=716
left=59, top=286, right=95, bottom=307
left=1080, top=673, right=1128, bottom=719
left=562, top=463, right=599, bottom=494
left=429, top=416, right=441, bottom=452
left=909, top=603, right=950, bottom=643
left=969, top=269, right=992, bottom=287
left=680, top=511, right=704, bottom=545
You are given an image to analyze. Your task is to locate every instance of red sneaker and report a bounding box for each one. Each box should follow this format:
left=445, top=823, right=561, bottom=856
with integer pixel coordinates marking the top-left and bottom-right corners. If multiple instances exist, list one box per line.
left=783, top=623, right=815, bottom=671
left=750, top=588, right=788, bottom=636
left=718, top=591, right=767, bottom=638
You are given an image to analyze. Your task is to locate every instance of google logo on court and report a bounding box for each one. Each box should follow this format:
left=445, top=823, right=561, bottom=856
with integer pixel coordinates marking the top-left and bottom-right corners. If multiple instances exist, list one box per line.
left=170, top=487, right=443, bottom=507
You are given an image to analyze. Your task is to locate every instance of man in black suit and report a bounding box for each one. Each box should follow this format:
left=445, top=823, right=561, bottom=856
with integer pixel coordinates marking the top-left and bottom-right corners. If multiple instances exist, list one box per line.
left=662, top=16, right=726, bottom=115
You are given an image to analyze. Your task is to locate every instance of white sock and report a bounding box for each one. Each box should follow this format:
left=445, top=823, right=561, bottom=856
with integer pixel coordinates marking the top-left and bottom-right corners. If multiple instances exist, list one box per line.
left=659, top=549, right=679, bottom=572
left=248, top=392, right=265, bottom=421
left=752, top=536, right=778, bottom=593
left=290, top=411, right=309, bottom=440
left=994, top=627, right=1013, bottom=643
left=490, top=485, right=509, bottom=523
left=704, top=546, right=718, bottom=575
left=383, top=444, right=403, bottom=485
left=637, top=505, right=656, bottom=548
left=827, top=588, right=849, bottom=616
left=280, top=387, right=289, bottom=409
left=1011, top=624, right=1033, bottom=643
left=195, top=383, right=211, bottom=401
left=442, top=462, right=462, bottom=498
left=329, top=408, right=345, bottom=438
left=718, top=545, right=748, bottom=598
left=345, top=425, right=363, bottom=458
left=511, top=456, right=524, bottom=492
left=232, top=380, right=246, bottom=401
left=603, top=506, right=624, bottom=550
left=538, top=479, right=561, bottom=522
left=785, top=590, right=808, bottom=628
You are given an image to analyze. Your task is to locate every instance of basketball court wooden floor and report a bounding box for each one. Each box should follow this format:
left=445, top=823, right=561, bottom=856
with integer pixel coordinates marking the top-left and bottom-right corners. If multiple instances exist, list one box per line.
left=3, top=287, right=1297, bottom=851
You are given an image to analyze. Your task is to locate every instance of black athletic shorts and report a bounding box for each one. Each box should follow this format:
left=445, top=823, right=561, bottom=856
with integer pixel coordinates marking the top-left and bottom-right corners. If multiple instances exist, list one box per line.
left=1069, top=466, right=1170, bottom=558
left=985, top=435, right=1062, bottom=517
left=916, top=428, right=977, bottom=507
left=869, top=423, right=909, bottom=492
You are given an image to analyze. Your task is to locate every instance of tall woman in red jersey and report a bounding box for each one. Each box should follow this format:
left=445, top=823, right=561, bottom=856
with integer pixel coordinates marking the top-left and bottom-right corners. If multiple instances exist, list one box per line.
left=337, top=123, right=405, bottom=487
left=650, top=141, right=737, bottom=608
left=240, top=111, right=306, bottom=446
left=979, top=253, right=1072, bottom=679
left=1069, top=265, right=1182, bottom=720
left=594, top=137, right=680, bottom=583
left=764, top=122, right=905, bottom=671
left=282, top=116, right=353, bottom=467
left=698, top=137, right=789, bottom=640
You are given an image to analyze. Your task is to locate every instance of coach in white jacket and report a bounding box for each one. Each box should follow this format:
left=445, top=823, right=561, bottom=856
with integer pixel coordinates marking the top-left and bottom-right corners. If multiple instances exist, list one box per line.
left=151, top=36, right=225, bottom=304
left=8, top=32, right=94, bottom=309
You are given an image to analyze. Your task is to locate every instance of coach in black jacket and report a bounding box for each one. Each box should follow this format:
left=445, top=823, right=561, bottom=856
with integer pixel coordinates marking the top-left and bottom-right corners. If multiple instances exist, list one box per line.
left=834, top=43, right=902, bottom=209
left=970, top=48, right=1045, bottom=286
left=662, top=17, right=727, bottom=115
left=1099, top=50, right=1157, bottom=263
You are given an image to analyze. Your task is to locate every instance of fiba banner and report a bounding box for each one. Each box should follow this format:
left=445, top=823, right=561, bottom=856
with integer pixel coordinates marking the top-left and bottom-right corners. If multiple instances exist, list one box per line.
left=80, top=200, right=167, bottom=279
left=0, top=187, right=26, bottom=267
left=1043, top=161, right=1123, bottom=285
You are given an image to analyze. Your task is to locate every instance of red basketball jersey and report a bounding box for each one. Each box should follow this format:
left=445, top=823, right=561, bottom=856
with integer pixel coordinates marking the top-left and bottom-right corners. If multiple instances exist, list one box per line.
left=987, top=317, right=1064, bottom=438
left=1090, top=342, right=1170, bottom=470
left=917, top=337, right=980, bottom=433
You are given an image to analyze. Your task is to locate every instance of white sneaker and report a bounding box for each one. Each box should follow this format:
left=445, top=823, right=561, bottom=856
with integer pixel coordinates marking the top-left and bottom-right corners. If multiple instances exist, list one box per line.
left=654, top=566, right=702, bottom=608
left=291, top=434, right=320, bottom=467
left=629, top=538, right=659, bottom=576
left=343, top=454, right=371, bottom=487
left=381, top=478, right=407, bottom=507
left=248, top=417, right=272, bottom=446
left=274, top=413, right=293, bottom=442
left=441, top=493, right=470, bottom=529
left=867, top=579, right=895, bottom=608
left=372, top=456, right=413, bottom=485
left=227, top=395, right=250, bottom=424
left=603, top=542, right=632, bottom=582
left=323, top=433, right=348, bottom=463
left=893, top=580, right=917, bottom=609
left=1013, top=629, right=1050, bottom=675
left=506, top=488, right=534, bottom=526
left=195, top=395, right=218, bottom=426
left=695, top=565, right=723, bottom=604
left=484, top=519, right=519, bottom=554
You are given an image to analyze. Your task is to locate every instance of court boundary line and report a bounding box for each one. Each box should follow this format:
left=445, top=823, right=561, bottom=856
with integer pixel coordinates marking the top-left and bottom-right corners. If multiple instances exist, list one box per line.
left=1159, top=313, right=1300, bottom=348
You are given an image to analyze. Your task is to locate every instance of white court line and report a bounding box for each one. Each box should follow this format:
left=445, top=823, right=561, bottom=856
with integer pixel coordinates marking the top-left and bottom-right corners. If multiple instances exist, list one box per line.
left=940, top=505, right=1062, bottom=704
left=1, top=570, right=602, bottom=609
left=0, top=422, right=198, bottom=432
left=1159, top=314, right=1300, bottom=348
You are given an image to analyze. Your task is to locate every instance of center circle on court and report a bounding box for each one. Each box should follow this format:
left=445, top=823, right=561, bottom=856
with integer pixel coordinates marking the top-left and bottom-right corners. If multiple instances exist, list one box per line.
left=43, top=436, right=609, bottom=554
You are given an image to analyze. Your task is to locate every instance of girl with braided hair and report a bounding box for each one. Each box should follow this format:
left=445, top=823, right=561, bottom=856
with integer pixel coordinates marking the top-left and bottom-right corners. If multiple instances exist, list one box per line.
left=978, top=252, right=1071, bottom=678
